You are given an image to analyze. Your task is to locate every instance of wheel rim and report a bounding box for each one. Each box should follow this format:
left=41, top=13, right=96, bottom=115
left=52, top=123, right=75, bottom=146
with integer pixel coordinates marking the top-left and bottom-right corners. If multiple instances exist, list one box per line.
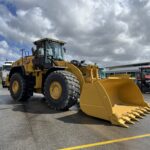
left=12, top=80, right=19, bottom=94
left=49, top=81, right=62, bottom=100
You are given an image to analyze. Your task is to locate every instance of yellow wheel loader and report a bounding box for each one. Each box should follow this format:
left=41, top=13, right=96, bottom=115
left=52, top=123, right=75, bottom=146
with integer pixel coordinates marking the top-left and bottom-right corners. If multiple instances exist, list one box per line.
left=7, top=38, right=150, bottom=127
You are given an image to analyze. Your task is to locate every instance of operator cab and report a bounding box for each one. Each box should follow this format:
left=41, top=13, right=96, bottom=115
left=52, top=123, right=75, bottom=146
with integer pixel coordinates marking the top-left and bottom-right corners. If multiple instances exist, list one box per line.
left=32, top=38, right=66, bottom=69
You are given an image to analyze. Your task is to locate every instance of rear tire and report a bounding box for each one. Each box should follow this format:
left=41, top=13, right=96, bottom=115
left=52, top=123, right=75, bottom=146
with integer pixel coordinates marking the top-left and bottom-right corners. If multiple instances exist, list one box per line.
left=44, top=70, right=80, bottom=110
left=10, top=73, right=32, bottom=101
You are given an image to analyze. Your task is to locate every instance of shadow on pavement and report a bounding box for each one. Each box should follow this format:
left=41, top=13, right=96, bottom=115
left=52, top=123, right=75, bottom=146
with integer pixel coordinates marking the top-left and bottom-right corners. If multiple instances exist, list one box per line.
left=12, top=97, right=62, bottom=114
left=13, top=97, right=111, bottom=126
left=57, top=110, right=112, bottom=126
left=0, top=92, right=112, bottom=126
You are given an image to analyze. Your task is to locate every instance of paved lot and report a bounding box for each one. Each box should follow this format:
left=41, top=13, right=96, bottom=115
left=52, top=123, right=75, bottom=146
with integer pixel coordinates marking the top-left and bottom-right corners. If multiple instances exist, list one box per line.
left=0, top=87, right=150, bottom=150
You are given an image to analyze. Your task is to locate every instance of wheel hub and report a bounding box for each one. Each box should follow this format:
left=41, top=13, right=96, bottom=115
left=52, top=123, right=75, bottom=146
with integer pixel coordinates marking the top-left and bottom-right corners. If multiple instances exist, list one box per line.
left=50, top=81, right=62, bottom=100
left=12, top=80, right=19, bottom=94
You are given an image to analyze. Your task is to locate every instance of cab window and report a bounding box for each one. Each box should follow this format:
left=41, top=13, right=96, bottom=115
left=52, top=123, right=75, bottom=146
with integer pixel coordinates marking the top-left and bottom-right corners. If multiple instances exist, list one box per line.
left=37, top=43, right=44, bottom=56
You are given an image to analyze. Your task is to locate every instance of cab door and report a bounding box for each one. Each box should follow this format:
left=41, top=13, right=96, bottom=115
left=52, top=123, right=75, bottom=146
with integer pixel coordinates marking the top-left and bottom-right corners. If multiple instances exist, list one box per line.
left=32, top=42, right=45, bottom=69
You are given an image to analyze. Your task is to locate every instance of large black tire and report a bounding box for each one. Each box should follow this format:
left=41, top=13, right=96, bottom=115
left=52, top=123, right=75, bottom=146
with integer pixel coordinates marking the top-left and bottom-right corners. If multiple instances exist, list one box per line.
left=44, top=70, right=80, bottom=110
left=10, top=73, right=33, bottom=101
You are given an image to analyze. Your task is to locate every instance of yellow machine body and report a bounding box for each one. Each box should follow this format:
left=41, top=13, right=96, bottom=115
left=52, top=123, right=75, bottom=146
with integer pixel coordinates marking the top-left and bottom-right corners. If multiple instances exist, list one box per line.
left=7, top=38, right=150, bottom=128
left=80, top=76, right=150, bottom=127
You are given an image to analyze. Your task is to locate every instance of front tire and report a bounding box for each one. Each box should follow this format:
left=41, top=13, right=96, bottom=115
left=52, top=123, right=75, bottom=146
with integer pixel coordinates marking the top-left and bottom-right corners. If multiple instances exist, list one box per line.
left=10, top=73, right=31, bottom=101
left=44, top=70, right=80, bottom=110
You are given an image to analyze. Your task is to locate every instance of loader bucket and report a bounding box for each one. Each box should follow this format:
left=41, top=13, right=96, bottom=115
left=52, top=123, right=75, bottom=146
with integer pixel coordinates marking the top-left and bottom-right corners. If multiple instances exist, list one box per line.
left=80, top=77, right=150, bottom=127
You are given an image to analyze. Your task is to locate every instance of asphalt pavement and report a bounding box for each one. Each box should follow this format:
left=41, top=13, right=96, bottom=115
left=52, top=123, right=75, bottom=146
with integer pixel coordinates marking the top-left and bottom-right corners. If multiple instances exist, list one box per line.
left=0, top=87, right=150, bottom=150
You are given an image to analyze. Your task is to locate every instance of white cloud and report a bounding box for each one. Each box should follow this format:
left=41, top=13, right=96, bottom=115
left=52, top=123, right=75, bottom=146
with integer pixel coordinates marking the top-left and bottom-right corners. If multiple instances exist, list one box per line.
left=1, top=0, right=150, bottom=67
left=0, top=5, right=53, bottom=43
left=114, top=47, right=125, bottom=54
left=0, top=41, right=9, bottom=49
left=103, top=57, right=112, bottom=62
left=14, top=7, right=52, bottom=36
left=0, top=40, right=20, bottom=61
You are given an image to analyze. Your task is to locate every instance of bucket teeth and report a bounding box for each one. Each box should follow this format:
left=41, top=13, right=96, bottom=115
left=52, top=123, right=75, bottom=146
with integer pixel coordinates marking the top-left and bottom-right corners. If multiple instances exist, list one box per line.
left=145, top=107, right=150, bottom=112
left=139, top=108, right=149, bottom=114
left=135, top=109, right=145, bottom=116
left=136, top=108, right=146, bottom=116
left=127, top=113, right=139, bottom=121
left=122, top=116, right=135, bottom=124
left=127, top=120, right=135, bottom=124
left=138, top=108, right=146, bottom=113
left=118, top=119, right=129, bottom=128
left=132, top=112, right=143, bottom=118
left=120, top=123, right=129, bottom=128
left=132, top=117, right=139, bottom=121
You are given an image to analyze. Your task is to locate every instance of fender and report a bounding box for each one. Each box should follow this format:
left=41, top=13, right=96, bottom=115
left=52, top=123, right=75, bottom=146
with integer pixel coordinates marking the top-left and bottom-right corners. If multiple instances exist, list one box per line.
left=9, top=66, right=25, bottom=80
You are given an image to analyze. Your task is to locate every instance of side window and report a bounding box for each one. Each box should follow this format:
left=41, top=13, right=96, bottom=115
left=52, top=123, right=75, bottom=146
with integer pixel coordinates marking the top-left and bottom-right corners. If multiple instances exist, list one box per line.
left=47, top=47, right=53, bottom=56
left=37, top=43, right=44, bottom=56
left=46, top=42, right=56, bottom=57
left=46, top=43, right=53, bottom=56
left=38, top=48, right=44, bottom=56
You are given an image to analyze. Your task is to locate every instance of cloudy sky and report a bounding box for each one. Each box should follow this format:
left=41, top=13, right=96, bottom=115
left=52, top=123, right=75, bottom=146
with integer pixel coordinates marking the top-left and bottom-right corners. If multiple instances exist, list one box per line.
left=0, top=0, right=150, bottom=67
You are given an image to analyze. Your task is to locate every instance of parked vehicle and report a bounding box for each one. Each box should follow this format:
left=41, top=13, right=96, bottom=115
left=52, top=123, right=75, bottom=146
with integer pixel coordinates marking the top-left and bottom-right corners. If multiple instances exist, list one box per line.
left=137, top=67, right=150, bottom=93
left=103, top=64, right=150, bottom=93
left=1, top=61, right=13, bottom=88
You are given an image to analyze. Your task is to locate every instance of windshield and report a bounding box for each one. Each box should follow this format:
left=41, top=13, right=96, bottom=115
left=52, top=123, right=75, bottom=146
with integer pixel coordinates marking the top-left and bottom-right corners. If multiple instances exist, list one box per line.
left=3, top=65, right=11, bottom=71
left=46, top=42, right=64, bottom=60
